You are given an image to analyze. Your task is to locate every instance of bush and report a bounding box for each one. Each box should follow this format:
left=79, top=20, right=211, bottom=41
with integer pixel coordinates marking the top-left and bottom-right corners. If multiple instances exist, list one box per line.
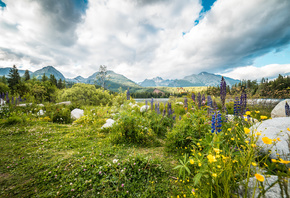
left=52, top=107, right=73, bottom=124
left=57, top=83, right=113, bottom=106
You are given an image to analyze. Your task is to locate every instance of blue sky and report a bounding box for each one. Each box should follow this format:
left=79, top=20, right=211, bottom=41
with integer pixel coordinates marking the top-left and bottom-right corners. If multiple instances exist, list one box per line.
left=0, top=0, right=289, bottom=81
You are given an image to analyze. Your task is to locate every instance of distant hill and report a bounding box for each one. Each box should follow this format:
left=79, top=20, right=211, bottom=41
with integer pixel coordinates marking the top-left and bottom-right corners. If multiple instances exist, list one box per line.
left=139, top=72, right=240, bottom=87
left=0, top=67, right=32, bottom=77
left=32, top=66, right=66, bottom=80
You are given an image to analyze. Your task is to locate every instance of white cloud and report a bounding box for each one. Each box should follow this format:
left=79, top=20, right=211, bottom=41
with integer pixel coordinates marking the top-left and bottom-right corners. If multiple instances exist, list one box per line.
left=220, top=64, right=290, bottom=81
left=0, top=0, right=290, bottom=81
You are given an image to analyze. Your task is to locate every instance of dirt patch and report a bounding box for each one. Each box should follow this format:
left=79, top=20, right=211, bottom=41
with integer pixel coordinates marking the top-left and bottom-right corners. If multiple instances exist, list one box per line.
left=0, top=173, right=12, bottom=183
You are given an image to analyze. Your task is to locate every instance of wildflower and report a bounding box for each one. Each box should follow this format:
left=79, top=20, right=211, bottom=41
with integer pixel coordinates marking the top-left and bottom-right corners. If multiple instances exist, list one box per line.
left=192, top=189, right=195, bottom=195
left=287, top=128, right=290, bottom=132
left=220, top=77, right=227, bottom=111
left=198, top=163, right=201, bottom=167
left=279, top=158, right=290, bottom=164
left=244, top=127, right=250, bottom=134
left=277, top=137, right=281, bottom=141
left=256, top=132, right=261, bottom=136
left=207, top=154, right=217, bottom=163
left=260, top=115, right=267, bottom=120
left=251, top=144, right=256, bottom=148
left=217, top=165, right=221, bottom=168
left=113, top=159, right=118, bottom=163
left=252, top=162, right=257, bottom=166
left=121, top=184, right=124, bottom=187
left=262, top=137, right=272, bottom=144
left=231, top=138, right=234, bottom=140
left=71, top=189, right=75, bottom=191
left=126, top=89, right=130, bottom=100
left=212, top=173, right=217, bottom=177
left=227, top=128, right=232, bottom=131
left=211, top=111, right=222, bottom=133
left=271, top=159, right=277, bottom=163
left=213, top=148, right=221, bottom=154
left=190, top=159, right=194, bottom=164
left=245, top=111, right=251, bottom=115
left=245, top=140, right=249, bottom=144
left=255, top=111, right=260, bottom=113
left=255, top=174, right=264, bottom=182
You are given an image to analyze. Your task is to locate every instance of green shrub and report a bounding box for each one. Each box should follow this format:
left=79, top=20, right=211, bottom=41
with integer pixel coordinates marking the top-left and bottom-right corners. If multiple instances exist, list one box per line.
left=52, top=107, right=72, bottom=124
left=57, top=83, right=113, bottom=106
left=148, top=112, right=174, bottom=137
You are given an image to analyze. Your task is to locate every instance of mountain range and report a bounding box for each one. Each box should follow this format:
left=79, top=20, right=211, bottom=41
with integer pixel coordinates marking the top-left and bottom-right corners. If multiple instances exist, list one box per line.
left=0, top=66, right=240, bottom=91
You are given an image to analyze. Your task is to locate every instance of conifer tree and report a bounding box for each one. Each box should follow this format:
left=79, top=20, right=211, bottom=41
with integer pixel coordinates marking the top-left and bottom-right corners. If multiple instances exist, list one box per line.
left=24, top=70, right=30, bottom=81
left=7, top=65, right=21, bottom=93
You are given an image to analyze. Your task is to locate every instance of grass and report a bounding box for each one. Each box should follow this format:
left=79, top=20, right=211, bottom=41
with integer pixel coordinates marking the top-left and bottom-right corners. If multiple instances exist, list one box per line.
left=0, top=118, right=181, bottom=197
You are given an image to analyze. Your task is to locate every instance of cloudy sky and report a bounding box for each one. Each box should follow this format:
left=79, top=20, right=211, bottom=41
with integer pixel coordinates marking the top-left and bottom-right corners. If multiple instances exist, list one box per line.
left=0, top=0, right=290, bottom=82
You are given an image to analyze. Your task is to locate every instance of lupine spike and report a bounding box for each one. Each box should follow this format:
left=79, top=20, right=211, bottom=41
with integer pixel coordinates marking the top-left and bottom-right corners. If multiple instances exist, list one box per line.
left=197, top=93, right=201, bottom=108
left=202, top=94, right=205, bottom=106
left=126, top=88, right=130, bottom=100
left=151, top=98, right=153, bottom=111
left=191, top=93, right=195, bottom=102
left=184, top=98, right=188, bottom=110
left=220, top=77, right=227, bottom=112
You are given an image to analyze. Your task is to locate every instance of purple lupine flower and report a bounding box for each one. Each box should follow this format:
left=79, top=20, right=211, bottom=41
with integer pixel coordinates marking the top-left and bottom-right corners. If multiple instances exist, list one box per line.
left=202, top=94, right=205, bottom=106
left=220, top=77, right=227, bottom=112
left=184, top=98, right=188, bottom=109
left=213, top=100, right=217, bottom=110
left=173, top=115, right=176, bottom=121
left=191, top=93, right=195, bottom=102
left=211, top=111, right=222, bottom=134
left=207, top=95, right=212, bottom=108
left=157, top=103, right=160, bottom=114
left=285, top=102, right=289, bottom=116
left=12, top=96, right=14, bottom=104
left=126, top=89, right=130, bottom=100
left=168, top=103, right=172, bottom=116
left=240, top=89, right=247, bottom=115
left=197, top=93, right=201, bottom=108
left=155, top=103, right=157, bottom=112
left=151, top=98, right=153, bottom=111
left=234, top=97, right=240, bottom=116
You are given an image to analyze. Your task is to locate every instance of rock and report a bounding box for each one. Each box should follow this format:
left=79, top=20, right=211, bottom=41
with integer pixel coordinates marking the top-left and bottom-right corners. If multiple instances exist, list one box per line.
left=71, top=108, right=84, bottom=119
left=238, top=175, right=290, bottom=198
left=56, top=101, right=72, bottom=106
left=140, top=105, right=150, bottom=113
left=271, top=99, right=290, bottom=118
left=0, top=98, right=5, bottom=106
left=251, top=117, right=290, bottom=162
left=175, top=102, right=184, bottom=105
left=101, top=119, right=115, bottom=129
left=37, top=109, right=45, bottom=116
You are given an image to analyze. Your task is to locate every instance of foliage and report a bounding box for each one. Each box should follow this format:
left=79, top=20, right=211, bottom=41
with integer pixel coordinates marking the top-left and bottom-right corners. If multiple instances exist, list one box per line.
left=57, top=83, right=113, bottom=106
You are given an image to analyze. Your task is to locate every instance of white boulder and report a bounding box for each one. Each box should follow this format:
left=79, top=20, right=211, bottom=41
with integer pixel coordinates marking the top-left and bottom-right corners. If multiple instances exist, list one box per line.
left=140, top=105, right=149, bottom=113
left=71, top=108, right=84, bottom=119
left=238, top=175, right=290, bottom=198
left=271, top=99, right=290, bottom=118
left=101, top=118, right=115, bottom=129
left=251, top=117, right=290, bottom=161
left=0, top=98, right=5, bottom=106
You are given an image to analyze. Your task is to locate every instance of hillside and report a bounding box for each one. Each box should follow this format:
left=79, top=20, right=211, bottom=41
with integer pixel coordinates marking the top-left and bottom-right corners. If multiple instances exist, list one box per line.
left=32, top=66, right=66, bottom=80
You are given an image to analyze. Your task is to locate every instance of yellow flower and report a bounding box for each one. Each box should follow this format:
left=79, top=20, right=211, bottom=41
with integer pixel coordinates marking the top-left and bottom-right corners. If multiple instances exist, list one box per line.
left=225, top=133, right=228, bottom=135
left=190, top=159, right=194, bottom=164
left=262, top=137, right=272, bottom=144
left=251, top=144, right=256, bottom=148
left=244, top=118, right=248, bottom=121
left=233, top=160, right=237, bottom=163
left=231, top=138, right=234, bottom=140
left=252, top=162, right=257, bottom=166
left=273, top=139, right=277, bottom=142
left=245, top=140, right=249, bottom=144
left=244, top=127, right=250, bottom=134
left=256, top=132, right=261, bottom=136
left=227, top=128, right=232, bottom=131
left=287, top=128, right=290, bottom=132
left=271, top=159, right=277, bottom=163
left=279, top=158, right=290, bottom=164
left=245, top=111, right=251, bottom=115
left=197, top=143, right=200, bottom=146
left=217, top=165, right=221, bottom=168
left=198, top=162, right=201, bottom=167
left=277, top=137, right=281, bottom=141
left=255, top=111, right=260, bottom=114
left=198, top=153, right=201, bottom=156
left=255, top=174, right=264, bottom=182
left=212, top=173, right=217, bottom=177
left=213, top=148, right=221, bottom=154
left=260, top=115, right=267, bottom=120
left=207, top=154, right=217, bottom=163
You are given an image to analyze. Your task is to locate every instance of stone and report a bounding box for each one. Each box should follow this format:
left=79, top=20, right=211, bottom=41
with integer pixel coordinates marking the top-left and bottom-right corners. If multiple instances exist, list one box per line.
left=271, top=99, right=290, bottom=118
left=37, top=109, right=45, bottom=116
left=0, top=98, right=5, bottom=106
left=251, top=117, right=290, bottom=162
left=56, top=101, right=72, bottom=106
left=71, top=108, right=84, bottom=119
left=175, top=102, right=184, bottom=105
left=238, top=175, right=290, bottom=198
left=140, top=105, right=150, bottom=113
left=101, top=119, right=115, bottom=129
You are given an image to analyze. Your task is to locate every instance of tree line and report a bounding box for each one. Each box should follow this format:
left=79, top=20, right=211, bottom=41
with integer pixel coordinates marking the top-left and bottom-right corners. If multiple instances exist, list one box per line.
left=206, top=74, right=290, bottom=98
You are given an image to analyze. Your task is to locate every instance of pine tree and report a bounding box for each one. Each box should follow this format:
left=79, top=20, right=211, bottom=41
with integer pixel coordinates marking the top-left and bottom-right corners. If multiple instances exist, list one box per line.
left=24, top=70, right=30, bottom=81
left=49, top=74, right=57, bottom=86
left=7, top=65, right=21, bottom=93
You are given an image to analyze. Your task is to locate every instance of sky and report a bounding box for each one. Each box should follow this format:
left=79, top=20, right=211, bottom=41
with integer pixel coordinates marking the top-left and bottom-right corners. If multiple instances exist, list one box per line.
left=0, top=0, right=290, bottom=82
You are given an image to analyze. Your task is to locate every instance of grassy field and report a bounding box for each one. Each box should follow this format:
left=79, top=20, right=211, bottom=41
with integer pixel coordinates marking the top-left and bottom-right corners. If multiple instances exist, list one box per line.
left=0, top=97, right=288, bottom=198
left=158, top=86, right=207, bottom=94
